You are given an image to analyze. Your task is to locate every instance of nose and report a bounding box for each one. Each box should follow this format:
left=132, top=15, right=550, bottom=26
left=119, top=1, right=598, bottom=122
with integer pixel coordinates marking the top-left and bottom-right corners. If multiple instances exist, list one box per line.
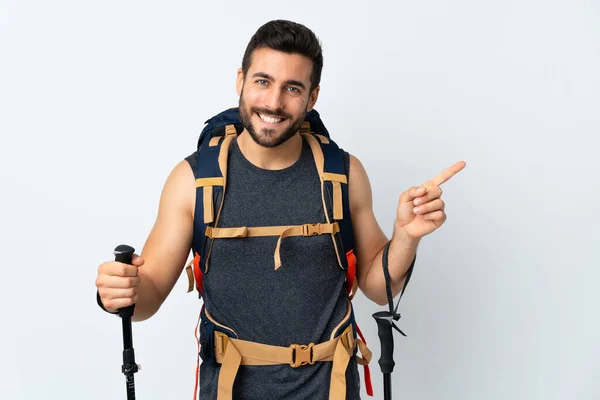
left=263, top=87, right=284, bottom=112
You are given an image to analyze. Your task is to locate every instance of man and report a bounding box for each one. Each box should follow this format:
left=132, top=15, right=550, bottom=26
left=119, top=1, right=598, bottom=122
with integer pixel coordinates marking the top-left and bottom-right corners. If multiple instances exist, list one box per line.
left=95, top=19, right=466, bottom=400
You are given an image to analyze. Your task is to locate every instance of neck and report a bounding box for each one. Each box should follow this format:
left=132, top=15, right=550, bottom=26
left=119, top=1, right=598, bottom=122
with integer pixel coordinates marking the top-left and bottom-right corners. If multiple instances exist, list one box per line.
left=236, top=130, right=303, bottom=170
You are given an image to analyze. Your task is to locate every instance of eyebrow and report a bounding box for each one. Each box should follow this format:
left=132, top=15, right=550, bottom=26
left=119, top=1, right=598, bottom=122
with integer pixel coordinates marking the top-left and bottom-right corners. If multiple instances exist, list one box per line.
left=251, top=72, right=306, bottom=90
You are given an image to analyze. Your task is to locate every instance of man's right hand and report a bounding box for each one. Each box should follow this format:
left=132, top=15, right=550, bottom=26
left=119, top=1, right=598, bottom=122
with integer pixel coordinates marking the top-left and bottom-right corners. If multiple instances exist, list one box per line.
left=96, top=255, right=145, bottom=313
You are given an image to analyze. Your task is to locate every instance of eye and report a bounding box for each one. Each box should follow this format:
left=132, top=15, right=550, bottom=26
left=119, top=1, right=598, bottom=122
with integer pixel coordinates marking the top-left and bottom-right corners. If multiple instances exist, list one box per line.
left=256, top=79, right=268, bottom=85
left=287, top=86, right=301, bottom=93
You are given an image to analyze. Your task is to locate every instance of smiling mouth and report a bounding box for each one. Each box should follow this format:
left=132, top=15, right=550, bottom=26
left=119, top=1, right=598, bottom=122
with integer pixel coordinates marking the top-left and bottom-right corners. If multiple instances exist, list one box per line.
left=256, top=112, right=287, bottom=125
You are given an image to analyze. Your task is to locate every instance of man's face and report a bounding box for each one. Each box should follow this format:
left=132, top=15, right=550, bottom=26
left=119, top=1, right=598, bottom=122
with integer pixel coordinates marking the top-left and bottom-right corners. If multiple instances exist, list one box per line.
left=236, top=47, right=319, bottom=148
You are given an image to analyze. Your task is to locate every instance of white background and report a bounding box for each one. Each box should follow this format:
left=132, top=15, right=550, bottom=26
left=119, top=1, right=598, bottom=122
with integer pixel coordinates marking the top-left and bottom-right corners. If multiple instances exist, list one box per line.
left=1, top=1, right=599, bottom=399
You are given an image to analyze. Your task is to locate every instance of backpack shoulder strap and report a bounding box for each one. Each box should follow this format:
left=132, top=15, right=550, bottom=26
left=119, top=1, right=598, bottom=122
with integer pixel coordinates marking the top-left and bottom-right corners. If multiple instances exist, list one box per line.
left=188, top=108, right=244, bottom=297
left=299, top=126, right=357, bottom=299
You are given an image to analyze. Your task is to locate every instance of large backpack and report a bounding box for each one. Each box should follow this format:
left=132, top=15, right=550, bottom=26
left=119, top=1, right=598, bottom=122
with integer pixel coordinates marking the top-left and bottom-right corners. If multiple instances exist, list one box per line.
left=183, top=107, right=374, bottom=399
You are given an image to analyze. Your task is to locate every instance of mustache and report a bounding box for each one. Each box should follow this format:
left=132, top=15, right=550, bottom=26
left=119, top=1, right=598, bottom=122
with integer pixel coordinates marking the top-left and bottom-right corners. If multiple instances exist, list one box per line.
left=252, top=108, right=292, bottom=120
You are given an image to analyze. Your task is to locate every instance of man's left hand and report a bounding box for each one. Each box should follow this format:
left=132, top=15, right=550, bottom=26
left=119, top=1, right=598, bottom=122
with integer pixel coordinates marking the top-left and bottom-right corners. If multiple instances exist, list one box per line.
left=396, top=161, right=467, bottom=239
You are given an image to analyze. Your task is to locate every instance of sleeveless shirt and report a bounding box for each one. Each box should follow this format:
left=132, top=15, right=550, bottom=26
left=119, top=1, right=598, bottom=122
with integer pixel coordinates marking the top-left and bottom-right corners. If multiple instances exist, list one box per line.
left=185, top=136, right=361, bottom=400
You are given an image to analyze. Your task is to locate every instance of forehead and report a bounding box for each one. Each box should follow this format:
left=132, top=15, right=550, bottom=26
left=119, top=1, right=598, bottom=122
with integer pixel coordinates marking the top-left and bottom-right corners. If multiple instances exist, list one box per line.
left=247, top=47, right=313, bottom=85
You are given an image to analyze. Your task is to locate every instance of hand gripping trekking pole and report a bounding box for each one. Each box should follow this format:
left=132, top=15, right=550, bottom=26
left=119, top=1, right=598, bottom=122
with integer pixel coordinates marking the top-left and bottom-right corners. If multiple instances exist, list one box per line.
left=372, top=241, right=415, bottom=400
left=113, top=244, right=140, bottom=400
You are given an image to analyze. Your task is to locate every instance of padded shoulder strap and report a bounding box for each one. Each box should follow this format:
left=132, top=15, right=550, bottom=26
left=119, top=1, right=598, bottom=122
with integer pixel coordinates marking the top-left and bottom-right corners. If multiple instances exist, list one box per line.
left=192, top=124, right=240, bottom=280
left=320, top=136, right=355, bottom=254
left=301, top=133, right=355, bottom=273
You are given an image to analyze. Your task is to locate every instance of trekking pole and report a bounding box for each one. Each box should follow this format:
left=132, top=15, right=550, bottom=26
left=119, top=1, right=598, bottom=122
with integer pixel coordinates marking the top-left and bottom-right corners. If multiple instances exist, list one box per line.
left=372, top=310, right=397, bottom=400
left=113, top=244, right=140, bottom=400
left=372, top=241, right=414, bottom=400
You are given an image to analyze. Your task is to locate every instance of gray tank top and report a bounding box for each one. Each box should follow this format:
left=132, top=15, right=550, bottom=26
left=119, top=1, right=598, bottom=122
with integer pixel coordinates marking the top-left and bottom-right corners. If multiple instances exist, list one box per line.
left=185, top=136, right=361, bottom=399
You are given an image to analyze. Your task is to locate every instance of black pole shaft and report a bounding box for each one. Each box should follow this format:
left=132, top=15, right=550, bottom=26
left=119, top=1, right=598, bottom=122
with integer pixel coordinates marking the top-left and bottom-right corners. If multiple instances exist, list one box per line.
left=383, top=374, right=392, bottom=400
left=114, top=244, right=138, bottom=400
left=121, top=317, right=136, bottom=400
left=122, top=318, right=133, bottom=349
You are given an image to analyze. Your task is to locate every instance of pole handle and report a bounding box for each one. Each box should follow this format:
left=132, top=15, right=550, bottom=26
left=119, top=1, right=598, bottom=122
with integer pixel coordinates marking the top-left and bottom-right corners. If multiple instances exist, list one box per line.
left=373, top=311, right=395, bottom=374
left=113, top=244, right=135, bottom=319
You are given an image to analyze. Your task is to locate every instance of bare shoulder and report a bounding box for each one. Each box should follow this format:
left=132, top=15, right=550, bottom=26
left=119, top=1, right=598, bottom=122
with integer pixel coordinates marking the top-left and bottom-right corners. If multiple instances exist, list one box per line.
left=348, top=153, right=374, bottom=212
left=348, top=153, right=368, bottom=179
left=157, top=158, right=196, bottom=220
left=167, top=158, right=196, bottom=189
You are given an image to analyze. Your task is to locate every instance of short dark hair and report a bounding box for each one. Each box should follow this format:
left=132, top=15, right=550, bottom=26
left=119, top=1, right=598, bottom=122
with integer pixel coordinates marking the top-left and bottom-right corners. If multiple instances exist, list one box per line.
left=241, top=20, right=323, bottom=92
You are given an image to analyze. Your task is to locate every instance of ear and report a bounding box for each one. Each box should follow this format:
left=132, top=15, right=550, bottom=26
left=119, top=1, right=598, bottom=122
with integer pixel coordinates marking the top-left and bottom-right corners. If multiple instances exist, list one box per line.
left=236, top=67, right=244, bottom=97
left=306, top=85, right=320, bottom=112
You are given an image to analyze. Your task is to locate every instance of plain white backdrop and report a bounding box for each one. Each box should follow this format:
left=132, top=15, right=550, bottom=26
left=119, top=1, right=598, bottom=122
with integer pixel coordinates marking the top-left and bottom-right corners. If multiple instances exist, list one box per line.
left=1, top=1, right=599, bottom=399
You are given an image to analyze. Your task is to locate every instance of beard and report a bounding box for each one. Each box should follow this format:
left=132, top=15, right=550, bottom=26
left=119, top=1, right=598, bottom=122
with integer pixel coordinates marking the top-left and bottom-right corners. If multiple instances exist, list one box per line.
left=238, top=93, right=307, bottom=148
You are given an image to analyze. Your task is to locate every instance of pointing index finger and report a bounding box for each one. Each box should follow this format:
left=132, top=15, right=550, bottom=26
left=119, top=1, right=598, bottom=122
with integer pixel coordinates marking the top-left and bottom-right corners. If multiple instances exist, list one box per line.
left=432, top=161, right=467, bottom=186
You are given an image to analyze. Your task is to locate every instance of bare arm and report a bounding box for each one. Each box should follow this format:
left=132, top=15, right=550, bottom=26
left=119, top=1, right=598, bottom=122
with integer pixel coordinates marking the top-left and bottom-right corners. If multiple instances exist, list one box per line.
left=131, top=159, right=196, bottom=321
left=348, top=155, right=419, bottom=306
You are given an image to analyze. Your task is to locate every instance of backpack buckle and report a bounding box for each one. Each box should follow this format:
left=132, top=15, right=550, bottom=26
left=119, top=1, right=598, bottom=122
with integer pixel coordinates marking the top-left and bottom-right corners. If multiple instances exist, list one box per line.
left=302, top=223, right=322, bottom=236
left=214, top=331, right=230, bottom=356
left=339, top=325, right=355, bottom=352
left=290, top=343, right=315, bottom=367
left=225, top=125, right=237, bottom=136
left=299, top=121, right=311, bottom=134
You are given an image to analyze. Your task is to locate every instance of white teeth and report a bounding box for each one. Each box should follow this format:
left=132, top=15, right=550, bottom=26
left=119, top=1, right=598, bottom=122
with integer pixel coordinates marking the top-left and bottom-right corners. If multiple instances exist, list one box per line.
left=259, top=113, right=283, bottom=124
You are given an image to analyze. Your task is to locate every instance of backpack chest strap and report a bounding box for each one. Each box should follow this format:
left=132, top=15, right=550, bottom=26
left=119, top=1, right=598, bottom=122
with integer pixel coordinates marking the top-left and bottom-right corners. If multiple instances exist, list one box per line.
left=205, top=222, right=340, bottom=270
